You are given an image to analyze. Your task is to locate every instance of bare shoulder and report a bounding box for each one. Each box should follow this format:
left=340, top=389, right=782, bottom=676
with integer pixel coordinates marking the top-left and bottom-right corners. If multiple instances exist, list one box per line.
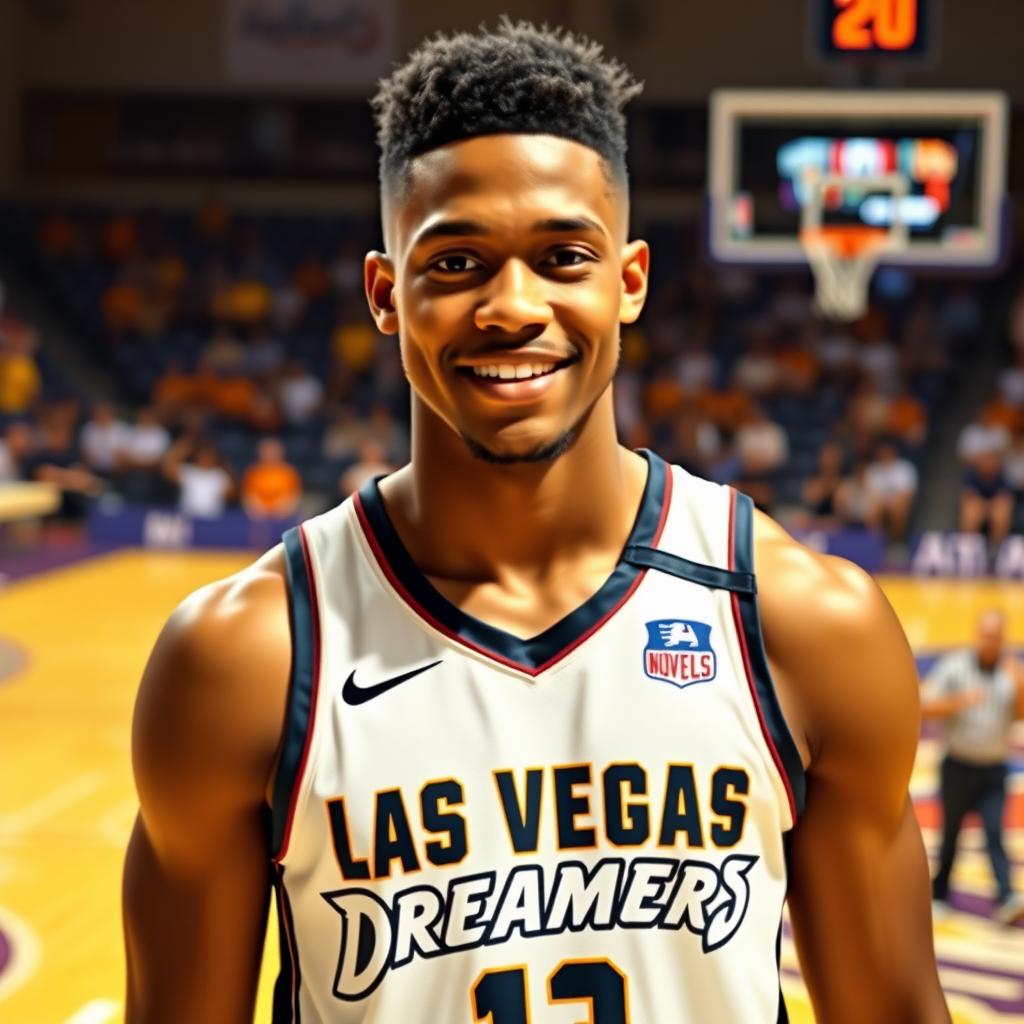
left=132, top=545, right=292, bottom=865
left=752, top=510, right=919, bottom=776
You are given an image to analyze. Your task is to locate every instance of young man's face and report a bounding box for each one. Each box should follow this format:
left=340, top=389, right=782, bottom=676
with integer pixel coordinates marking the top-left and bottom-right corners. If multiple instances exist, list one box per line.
left=366, top=134, right=649, bottom=463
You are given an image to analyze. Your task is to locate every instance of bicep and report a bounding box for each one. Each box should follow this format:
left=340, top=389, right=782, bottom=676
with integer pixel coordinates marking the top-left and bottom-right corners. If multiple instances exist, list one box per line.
left=763, top=551, right=948, bottom=1021
left=123, top=575, right=289, bottom=1022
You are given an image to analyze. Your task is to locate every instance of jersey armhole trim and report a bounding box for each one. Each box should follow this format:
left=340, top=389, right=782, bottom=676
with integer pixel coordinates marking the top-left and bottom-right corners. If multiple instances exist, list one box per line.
left=271, top=524, right=322, bottom=863
left=728, top=490, right=807, bottom=822
left=272, top=864, right=302, bottom=1023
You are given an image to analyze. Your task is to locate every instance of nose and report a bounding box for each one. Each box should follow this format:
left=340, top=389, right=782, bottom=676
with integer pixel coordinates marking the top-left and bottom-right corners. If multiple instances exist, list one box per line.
left=473, top=258, right=552, bottom=336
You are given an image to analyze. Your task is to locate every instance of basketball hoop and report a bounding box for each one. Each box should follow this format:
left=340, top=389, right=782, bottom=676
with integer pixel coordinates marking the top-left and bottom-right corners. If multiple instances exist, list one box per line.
left=799, top=172, right=909, bottom=321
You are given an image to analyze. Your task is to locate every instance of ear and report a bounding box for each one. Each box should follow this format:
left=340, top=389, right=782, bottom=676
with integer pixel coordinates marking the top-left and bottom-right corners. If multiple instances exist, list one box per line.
left=619, top=239, right=650, bottom=325
left=364, top=251, right=399, bottom=335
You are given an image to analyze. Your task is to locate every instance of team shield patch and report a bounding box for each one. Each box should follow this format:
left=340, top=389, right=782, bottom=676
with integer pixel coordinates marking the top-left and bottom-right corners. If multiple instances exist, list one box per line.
left=643, top=620, right=717, bottom=690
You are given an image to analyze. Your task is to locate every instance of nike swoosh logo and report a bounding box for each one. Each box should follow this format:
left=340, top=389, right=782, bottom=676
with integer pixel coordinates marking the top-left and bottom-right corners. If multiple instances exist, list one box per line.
left=342, top=660, right=443, bottom=706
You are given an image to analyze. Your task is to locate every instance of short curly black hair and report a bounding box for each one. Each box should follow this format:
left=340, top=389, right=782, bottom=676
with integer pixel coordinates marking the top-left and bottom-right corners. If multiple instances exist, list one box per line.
left=371, top=18, right=643, bottom=189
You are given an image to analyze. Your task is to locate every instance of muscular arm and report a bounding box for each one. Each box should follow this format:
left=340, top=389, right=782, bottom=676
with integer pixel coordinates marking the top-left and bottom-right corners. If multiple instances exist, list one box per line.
left=756, top=515, right=948, bottom=1024
left=123, top=550, right=291, bottom=1022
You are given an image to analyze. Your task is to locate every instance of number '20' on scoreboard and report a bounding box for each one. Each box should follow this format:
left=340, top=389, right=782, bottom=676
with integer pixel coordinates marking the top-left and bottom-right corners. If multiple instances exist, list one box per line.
left=810, top=0, right=935, bottom=60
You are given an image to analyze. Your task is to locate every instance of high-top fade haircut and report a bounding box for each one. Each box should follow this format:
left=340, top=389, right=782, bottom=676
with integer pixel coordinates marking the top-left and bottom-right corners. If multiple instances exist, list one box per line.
left=371, top=17, right=643, bottom=193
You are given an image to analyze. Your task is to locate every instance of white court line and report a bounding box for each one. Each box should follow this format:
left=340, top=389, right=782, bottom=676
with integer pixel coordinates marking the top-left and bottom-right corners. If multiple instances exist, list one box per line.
left=0, top=772, right=105, bottom=835
left=939, top=966, right=1024, bottom=1001
left=63, top=999, right=120, bottom=1024
left=0, top=906, right=41, bottom=1002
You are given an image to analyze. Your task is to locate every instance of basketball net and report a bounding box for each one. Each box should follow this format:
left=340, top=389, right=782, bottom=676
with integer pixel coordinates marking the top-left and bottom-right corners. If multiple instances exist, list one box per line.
left=799, top=171, right=909, bottom=322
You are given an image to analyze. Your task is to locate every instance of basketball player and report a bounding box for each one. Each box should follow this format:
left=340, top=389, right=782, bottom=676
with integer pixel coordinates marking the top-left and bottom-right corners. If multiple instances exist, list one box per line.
left=123, top=21, right=949, bottom=1023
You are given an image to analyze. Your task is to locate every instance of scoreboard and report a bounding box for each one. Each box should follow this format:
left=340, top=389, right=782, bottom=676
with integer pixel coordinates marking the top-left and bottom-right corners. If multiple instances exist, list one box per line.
left=811, top=0, right=936, bottom=60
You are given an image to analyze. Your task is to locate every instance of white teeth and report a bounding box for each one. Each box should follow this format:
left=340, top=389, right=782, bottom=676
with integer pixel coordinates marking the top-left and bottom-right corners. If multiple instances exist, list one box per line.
left=469, top=363, right=559, bottom=380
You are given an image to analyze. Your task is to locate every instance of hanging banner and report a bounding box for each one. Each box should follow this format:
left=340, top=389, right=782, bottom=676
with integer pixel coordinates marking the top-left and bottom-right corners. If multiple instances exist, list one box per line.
left=225, top=0, right=396, bottom=89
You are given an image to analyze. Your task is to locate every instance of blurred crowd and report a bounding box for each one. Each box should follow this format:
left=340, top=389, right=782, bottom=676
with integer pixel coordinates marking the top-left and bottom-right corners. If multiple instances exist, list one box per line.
left=953, top=281, right=1024, bottom=549
left=0, top=196, right=1019, bottom=548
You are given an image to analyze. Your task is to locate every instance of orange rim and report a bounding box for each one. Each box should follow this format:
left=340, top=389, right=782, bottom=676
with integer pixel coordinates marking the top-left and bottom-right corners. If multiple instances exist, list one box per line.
left=799, top=225, right=890, bottom=258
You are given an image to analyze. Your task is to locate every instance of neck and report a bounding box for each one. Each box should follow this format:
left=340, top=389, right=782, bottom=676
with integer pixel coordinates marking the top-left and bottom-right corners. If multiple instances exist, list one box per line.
left=378, top=393, right=648, bottom=582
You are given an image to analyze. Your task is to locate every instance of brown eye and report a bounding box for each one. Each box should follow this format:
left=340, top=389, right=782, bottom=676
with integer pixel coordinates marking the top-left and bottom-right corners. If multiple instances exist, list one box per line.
left=543, top=249, right=592, bottom=268
left=433, top=254, right=482, bottom=273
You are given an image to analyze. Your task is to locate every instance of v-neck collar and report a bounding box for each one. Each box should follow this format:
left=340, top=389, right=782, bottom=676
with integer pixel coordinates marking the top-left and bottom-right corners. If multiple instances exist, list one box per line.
left=352, top=449, right=671, bottom=676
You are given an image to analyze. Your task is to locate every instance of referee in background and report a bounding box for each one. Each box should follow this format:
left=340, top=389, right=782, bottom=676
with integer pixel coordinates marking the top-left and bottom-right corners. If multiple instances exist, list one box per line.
left=923, top=609, right=1024, bottom=924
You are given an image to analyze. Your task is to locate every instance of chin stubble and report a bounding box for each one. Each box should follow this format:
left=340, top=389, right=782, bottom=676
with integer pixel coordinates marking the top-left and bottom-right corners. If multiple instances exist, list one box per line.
left=460, top=428, right=577, bottom=465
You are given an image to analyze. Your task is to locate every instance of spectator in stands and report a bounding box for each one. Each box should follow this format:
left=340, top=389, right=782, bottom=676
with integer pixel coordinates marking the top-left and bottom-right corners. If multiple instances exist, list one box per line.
left=699, top=385, right=753, bottom=437
left=958, top=406, right=1011, bottom=471
left=101, top=272, right=146, bottom=337
left=197, top=354, right=259, bottom=425
left=331, top=310, right=378, bottom=377
left=329, top=239, right=365, bottom=298
left=247, top=323, right=285, bottom=380
left=278, top=359, right=324, bottom=425
left=864, top=440, right=918, bottom=544
left=731, top=329, right=780, bottom=397
left=799, top=440, right=846, bottom=528
left=322, top=406, right=366, bottom=463
left=163, top=436, right=235, bottom=519
left=114, top=406, right=172, bottom=501
left=670, top=403, right=720, bottom=477
left=835, top=458, right=870, bottom=528
left=0, top=325, right=42, bottom=416
left=80, top=401, right=130, bottom=478
left=340, top=439, right=393, bottom=497
left=0, top=421, right=33, bottom=482
left=960, top=448, right=1014, bottom=550
left=1005, top=430, right=1024, bottom=500
left=202, top=326, right=247, bottom=374
left=884, top=387, right=928, bottom=450
left=817, top=326, right=858, bottom=387
left=674, top=334, right=716, bottom=395
left=153, top=358, right=199, bottom=423
left=776, top=331, right=820, bottom=396
left=365, top=403, right=409, bottom=464
left=24, top=414, right=103, bottom=524
left=292, top=252, right=331, bottom=305
left=240, top=438, right=303, bottom=520
left=856, top=329, right=900, bottom=390
left=733, top=404, right=789, bottom=512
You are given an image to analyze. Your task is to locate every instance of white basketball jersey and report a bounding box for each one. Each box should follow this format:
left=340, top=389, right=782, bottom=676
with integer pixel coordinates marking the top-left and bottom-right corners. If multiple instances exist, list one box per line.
left=268, top=451, right=805, bottom=1023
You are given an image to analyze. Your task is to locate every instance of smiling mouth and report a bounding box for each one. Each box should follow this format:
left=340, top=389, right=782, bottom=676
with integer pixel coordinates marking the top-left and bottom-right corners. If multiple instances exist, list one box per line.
left=461, top=360, right=568, bottom=381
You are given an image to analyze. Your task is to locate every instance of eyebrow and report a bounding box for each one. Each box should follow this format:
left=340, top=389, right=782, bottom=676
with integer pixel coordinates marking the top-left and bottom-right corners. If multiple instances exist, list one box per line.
left=412, top=215, right=607, bottom=247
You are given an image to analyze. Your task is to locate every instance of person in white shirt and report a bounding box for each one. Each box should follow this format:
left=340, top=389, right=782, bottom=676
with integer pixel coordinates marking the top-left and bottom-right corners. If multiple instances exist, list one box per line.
left=957, top=409, right=1011, bottom=470
left=922, top=610, right=1024, bottom=924
left=864, top=440, right=917, bottom=542
left=163, top=436, right=235, bottom=519
left=120, top=407, right=172, bottom=469
left=80, top=401, right=130, bottom=475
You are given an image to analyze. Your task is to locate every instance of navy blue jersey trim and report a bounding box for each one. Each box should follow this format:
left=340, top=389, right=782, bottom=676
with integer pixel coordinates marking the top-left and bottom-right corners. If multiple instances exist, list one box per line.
left=272, top=865, right=302, bottom=1023
left=623, top=544, right=756, bottom=594
left=732, top=493, right=807, bottom=816
left=270, top=527, right=317, bottom=858
left=355, top=450, right=668, bottom=671
left=775, top=916, right=790, bottom=1023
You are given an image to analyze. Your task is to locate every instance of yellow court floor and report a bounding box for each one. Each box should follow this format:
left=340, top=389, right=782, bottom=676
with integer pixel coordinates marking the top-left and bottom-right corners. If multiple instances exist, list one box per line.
left=0, top=549, right=1021, bottom=1023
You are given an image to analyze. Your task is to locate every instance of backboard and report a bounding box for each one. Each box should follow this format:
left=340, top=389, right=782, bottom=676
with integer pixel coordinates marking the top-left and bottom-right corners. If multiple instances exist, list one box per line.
left=707, top=89, right=1009, bottom=272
